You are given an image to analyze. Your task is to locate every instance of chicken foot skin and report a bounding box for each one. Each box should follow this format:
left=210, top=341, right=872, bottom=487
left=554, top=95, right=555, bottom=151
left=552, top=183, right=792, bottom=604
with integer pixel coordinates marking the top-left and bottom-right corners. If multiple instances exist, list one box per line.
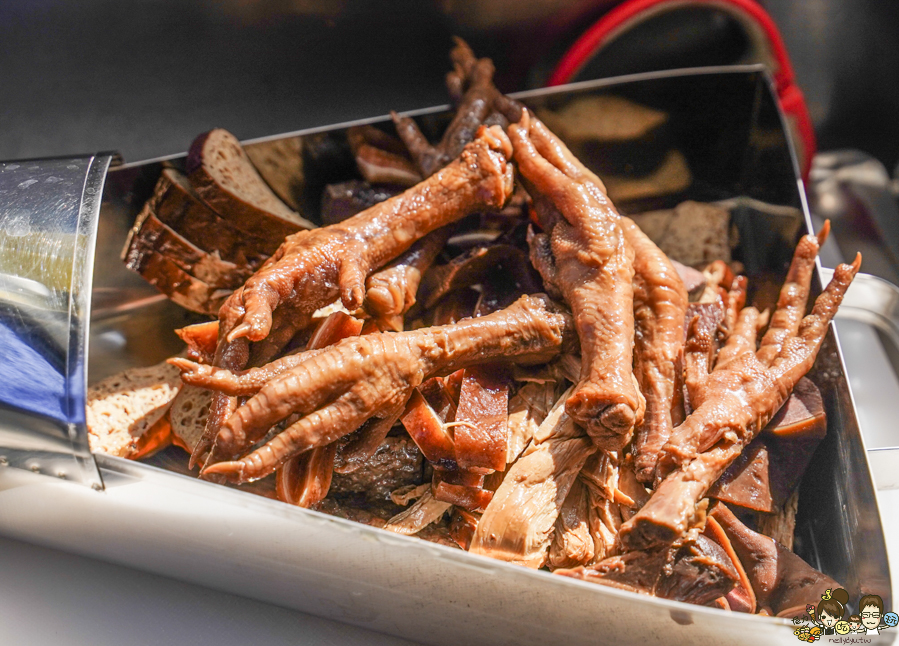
left=623, top=217, right=688, bottom=483
left=366, top=38, right=518, bottom=329
left=509, top=111, right=642, bottom=450
left=174, top=294, right=575, bottom=483
left=194, top=127, right=514, bottom=467
left=222, top=126, right=513, bottom=345
left=618, top=242, right=860, bottom=551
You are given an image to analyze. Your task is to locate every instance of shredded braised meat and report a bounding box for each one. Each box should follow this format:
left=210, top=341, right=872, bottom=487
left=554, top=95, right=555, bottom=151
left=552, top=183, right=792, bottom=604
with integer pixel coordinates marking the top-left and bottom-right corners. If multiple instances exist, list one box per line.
left=470, top=385, right=594, bottom=567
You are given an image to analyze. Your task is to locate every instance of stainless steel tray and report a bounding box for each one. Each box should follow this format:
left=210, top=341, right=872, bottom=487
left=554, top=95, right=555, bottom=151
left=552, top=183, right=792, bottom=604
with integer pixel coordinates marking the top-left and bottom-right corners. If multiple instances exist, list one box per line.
left=826, top=267, right=899, bottom=490
left=0, top=66, right=892, bottom=646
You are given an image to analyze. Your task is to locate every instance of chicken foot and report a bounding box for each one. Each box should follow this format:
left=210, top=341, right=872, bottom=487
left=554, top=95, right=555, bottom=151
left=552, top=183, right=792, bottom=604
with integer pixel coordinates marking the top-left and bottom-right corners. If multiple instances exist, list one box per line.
left=505, top=114, right=685, bottom=468
left=623, top=217, right=689, bottom=483
left=663, top=227, right=833, bottom=471
left=194, top=126, right=514, bottom=468
left=174, top=294, right=575, bottom=483
left=618, top=238, right=859, bottom=551
left=509, top=110, right=642, bottom=450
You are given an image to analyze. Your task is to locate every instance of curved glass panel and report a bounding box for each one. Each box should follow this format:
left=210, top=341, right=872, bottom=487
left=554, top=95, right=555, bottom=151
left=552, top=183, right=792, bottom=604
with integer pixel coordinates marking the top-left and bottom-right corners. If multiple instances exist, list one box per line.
left=0, top=155, right=111, bottom=488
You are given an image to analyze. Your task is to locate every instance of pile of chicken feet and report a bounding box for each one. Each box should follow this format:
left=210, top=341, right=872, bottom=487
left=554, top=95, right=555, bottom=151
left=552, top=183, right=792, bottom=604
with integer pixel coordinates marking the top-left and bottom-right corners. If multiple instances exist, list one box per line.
left=170, top=41, right=860, bottom=615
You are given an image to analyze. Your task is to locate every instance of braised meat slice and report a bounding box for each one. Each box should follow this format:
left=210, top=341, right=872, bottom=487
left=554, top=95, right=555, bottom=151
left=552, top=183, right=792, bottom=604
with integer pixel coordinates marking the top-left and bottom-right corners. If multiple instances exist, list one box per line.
left=320, top=180, right=402, bottom=226
left=347, top=125, right=421, bottom=187
left=709, top=503, right=840, bottom=616
left=657, top=534, right=740, bottom=605
left=509, top=110, right=642, bottom=451
left=384, top=489, right=452, bottom=536
left=330, top=436, right=423, bottom=504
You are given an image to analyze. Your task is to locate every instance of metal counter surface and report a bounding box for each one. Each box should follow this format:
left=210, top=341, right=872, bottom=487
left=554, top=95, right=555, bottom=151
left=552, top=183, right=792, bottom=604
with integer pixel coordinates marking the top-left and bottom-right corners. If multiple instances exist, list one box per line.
left=0, top=533, right=416, bottom=646
left=0, top=469, right=895, bottom=646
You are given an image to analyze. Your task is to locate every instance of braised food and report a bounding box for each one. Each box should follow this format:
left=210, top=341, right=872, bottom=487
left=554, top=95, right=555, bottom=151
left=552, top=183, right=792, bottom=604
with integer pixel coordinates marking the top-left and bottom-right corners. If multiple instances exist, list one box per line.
left=107, top=39, right=865, bottom=621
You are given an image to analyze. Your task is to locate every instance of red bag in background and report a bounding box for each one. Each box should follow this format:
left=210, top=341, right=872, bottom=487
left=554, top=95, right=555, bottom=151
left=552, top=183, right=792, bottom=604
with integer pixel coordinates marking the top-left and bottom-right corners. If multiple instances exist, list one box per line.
left=446, top=0, right=813, bottom=179
left=544, top=0, right=814, bottom=179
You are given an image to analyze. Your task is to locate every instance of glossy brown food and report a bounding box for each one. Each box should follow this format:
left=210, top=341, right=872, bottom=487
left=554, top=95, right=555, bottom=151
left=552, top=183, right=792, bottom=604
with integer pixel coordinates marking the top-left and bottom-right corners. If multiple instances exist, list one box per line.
left=618, top=234, right=860, bottom=551
left=623, top=216, right=688, bottom=483
left=173, top=294, right=575, bottom=483
left=195, top=125, right=515, bottom=468
left=131, top=40, right=864, bottom=622
left=363, top=39, right=519, bottom=331
left=509, top=110, right=642, bottom=451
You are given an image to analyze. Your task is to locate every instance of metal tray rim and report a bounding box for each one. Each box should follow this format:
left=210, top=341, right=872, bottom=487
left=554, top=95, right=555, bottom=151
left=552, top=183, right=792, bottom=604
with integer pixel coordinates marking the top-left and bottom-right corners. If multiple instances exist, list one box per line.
left=94, top=451, right=795, bottom=628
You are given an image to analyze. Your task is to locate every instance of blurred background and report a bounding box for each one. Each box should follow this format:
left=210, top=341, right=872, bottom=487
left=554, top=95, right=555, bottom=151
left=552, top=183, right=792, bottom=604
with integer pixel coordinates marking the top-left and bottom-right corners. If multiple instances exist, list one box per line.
left=1, top=0, right=898, bottom=170
left=5, top=0, right=898, bottom=284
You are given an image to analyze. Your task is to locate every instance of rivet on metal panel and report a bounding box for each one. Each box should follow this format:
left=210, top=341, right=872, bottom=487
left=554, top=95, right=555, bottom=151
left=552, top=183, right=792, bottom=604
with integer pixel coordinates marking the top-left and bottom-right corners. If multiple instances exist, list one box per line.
left=57, top=471, right=67, bottom=479
left=90, top=482, right=102, bottom=491
left=30, top=464, right=40, bottom=473
left=0, top=456, right=8, bottom=466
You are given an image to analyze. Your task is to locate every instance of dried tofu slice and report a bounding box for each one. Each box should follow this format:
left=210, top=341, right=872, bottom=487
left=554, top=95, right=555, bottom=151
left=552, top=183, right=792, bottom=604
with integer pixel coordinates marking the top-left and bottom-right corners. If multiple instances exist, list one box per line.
left=87, top=361, right=182, bottom=458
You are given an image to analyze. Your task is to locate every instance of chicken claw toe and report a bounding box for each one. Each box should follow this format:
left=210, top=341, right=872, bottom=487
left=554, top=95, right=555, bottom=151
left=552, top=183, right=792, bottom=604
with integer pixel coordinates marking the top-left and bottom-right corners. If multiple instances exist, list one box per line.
left=203, top=390, right=376, bottom=483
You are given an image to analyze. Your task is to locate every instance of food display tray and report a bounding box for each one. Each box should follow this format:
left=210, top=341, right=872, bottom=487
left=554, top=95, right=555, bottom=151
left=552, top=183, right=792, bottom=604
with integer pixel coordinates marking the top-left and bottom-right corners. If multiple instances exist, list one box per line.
left=0, top=65, right=892, bottom=646
left=826, top=267, right=899, bottom=491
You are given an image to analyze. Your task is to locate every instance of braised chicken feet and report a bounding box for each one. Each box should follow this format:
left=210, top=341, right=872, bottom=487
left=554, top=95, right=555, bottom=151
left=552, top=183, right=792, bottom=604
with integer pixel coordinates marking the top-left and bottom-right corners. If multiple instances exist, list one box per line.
left=618, top=228, right=859, bottom=551
left=173, top=294, right=574, bottom=483
left=195, top=126, right=514, bottom=468
left=509, top=110, right=643, bottom=450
